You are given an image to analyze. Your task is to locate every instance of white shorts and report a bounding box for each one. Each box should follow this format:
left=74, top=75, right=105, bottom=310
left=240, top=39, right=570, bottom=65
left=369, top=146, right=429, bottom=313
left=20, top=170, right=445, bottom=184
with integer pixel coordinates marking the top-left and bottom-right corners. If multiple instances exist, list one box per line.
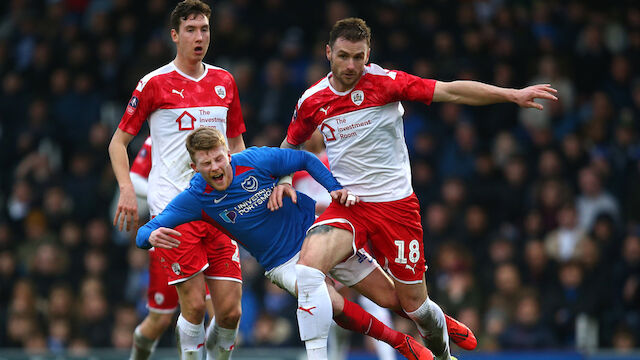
left=265, top=248, right=380, bottom=296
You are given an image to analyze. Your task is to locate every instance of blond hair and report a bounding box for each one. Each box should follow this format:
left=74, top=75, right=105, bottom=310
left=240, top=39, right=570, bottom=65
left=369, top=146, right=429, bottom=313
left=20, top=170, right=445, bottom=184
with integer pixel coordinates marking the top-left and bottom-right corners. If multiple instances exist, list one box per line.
left=185, top=127, right=227, bottom=162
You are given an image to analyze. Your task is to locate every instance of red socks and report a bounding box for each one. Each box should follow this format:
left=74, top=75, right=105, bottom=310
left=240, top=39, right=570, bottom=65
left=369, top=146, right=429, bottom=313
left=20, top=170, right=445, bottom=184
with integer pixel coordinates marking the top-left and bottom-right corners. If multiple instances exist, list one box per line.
left=333, top=298, right=404, bottom=347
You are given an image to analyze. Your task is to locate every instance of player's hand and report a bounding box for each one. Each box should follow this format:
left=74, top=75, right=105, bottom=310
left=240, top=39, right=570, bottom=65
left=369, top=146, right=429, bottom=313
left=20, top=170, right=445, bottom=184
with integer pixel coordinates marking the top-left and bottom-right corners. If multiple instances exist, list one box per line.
left=513, top=84, right=558, bottom=110
left=114, top=185, right=139, bottom=232
left=149, top=227, right=181, bottom=249
left=331, top=189, right=359, bottom=207
left=268, top=183, right=297, bottom=211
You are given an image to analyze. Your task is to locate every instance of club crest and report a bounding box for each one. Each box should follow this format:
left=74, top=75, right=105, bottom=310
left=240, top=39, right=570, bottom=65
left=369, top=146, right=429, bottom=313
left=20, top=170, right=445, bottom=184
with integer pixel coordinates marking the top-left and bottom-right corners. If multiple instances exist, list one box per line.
left=241, top=176, right=259, bottom=192
left=171, top=262, right=181, bottom=275
left=215, top=85, right=226, bottom=99
left=351, top=90, right=364, bottom=106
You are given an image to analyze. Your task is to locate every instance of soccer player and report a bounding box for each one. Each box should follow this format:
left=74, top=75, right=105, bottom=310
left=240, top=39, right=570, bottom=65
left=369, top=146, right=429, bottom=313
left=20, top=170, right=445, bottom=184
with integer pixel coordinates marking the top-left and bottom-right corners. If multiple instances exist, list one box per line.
left=126, top=137, right=215, bottom=360
left=108, top=1, right=244, bottom=359
left=137, top=127, right=434, bottom=360
left=281, top=18, right=558, bottom=360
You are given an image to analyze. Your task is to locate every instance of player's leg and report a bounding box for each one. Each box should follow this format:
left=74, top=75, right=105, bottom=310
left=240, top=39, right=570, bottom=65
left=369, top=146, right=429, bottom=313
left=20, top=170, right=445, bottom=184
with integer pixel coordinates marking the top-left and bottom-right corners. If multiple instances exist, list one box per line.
left=155, top=222, right=211, bottom=360
left=266, top=252, right=432, bottom=360
left=296, top=224, right=354, bottom=360
left=329, top=248, right=432, bottom=360
left=131, top=312, right=174, bottom=360
left=205, top=279, right=242, bottom=360
left=131, top=249, right=179, bottom=360
left=359, top=295, right=397, bottom=360
left=202, top=228, right=242, bottom=360
left=175, top=273, right=208, bottom=360
left=367, top=195, right=451, bottom=360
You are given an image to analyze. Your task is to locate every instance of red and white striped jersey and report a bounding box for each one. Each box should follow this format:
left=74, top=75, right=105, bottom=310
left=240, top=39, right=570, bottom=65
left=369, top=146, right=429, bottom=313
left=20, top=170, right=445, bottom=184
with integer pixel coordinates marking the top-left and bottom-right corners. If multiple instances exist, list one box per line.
left=286, top=63, right=435, bottom=202
left=118, top=61, right=245, bottom=216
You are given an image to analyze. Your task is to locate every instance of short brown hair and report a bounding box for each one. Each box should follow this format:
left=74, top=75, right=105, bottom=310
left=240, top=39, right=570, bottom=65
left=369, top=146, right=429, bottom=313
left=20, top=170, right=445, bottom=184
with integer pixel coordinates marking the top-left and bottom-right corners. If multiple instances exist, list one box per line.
left=186, top=127, right=227, bottom=162
left=329, top=17, right=371, bottom=47
left=170, top=0, right=212, bottom=32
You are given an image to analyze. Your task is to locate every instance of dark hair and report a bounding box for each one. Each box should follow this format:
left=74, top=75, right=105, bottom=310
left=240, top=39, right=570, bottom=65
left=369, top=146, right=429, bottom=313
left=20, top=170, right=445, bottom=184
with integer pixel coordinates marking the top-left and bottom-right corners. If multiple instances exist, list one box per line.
left=170, top=0, right=212, bottom=32
left=329, top=17, right=371, bottom=47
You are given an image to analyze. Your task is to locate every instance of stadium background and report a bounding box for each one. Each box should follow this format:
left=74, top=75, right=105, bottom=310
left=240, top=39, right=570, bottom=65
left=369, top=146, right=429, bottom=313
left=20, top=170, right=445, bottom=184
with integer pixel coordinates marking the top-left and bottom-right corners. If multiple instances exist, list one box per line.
left=0, top=0, right=639, bottom=358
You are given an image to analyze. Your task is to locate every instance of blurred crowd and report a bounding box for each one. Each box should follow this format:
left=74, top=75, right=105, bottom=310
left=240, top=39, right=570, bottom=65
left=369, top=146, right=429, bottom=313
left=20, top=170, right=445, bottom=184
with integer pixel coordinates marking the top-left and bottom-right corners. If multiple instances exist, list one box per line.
left=0, top=0, right=639, bottom=355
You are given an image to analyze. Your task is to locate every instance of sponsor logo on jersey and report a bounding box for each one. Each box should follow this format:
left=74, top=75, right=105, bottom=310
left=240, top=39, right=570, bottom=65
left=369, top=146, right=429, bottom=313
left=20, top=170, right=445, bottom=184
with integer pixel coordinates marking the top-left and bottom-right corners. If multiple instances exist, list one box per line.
left=351, top=90, right=364, bottom=106
left=220, top=209, right=238, bottom=223
left=154, top=292, right=165, bottom=305
left=176, top=111, right=196, bottom=131
left=320, top=123, right=337, bottom=141
left=126, top=96, right=139, bottom=115
left=215, top=85, right=226, bottom=99
left=241, top=176, right=259, bottom=192
left=171, top=263, right=181, bottom=275
left=319, top=106, right=330, bottom=115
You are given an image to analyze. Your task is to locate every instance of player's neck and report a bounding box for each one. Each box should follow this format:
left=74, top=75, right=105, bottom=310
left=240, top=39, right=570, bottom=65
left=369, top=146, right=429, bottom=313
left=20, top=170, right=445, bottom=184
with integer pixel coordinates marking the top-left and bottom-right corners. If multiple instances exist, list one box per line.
left=329, top=75, right=356, bottom=93
left=174, top=57, right=205, bottom=78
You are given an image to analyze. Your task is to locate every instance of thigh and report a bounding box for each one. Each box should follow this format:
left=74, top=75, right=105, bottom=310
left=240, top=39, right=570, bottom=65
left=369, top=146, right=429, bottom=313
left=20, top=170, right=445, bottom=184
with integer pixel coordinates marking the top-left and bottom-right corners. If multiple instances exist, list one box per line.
left=155, top=221, right=209, bottom=285
left=301, top=201, right=366, bottom=273
left=203, top=224, right=242, bottom=283
left=147, top=249, right=179, bottom=313
left=206, top=278, right=242, bottom=316
left=350, top=266, right=402, bottom=311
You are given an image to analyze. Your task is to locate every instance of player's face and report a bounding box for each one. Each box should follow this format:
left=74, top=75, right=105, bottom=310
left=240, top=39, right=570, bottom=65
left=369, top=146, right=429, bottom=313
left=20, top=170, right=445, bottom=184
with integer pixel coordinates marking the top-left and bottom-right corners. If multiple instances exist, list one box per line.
left=192, top=146, right=233, bottom=191
left=326, top=38, right=369, bottom=92
left=171, top=13, right=210, bottom=63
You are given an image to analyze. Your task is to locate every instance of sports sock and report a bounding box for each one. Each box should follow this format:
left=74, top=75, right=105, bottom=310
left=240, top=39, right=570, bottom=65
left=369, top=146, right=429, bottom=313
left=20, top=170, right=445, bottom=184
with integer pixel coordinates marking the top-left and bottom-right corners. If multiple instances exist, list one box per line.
left=333, top=298, right=404, bottom=347
left=359, top=296, right=396, bottom=360
left=130, top=325, right=158, bottom=360
left=405, top=297, right=451, bottom=360
left=176, top=314, right=205, bottom=360
left=205, top=318, right=237, bottom=360
left=295, top=264, right=332, bottom=360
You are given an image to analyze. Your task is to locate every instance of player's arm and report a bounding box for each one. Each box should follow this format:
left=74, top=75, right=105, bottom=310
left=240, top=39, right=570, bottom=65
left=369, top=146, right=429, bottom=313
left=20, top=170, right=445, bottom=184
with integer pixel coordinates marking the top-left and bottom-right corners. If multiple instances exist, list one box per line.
left=109, top=128, right=138, bottom=231
left=280, top=137, right=302, bottom=150
left=432, top=81, right=558, bottom=109
left=228, top=134, right=246, bottom=153
left=267, top=148, right=357, bottom=210
left=135, top=191, right=200, bottom=249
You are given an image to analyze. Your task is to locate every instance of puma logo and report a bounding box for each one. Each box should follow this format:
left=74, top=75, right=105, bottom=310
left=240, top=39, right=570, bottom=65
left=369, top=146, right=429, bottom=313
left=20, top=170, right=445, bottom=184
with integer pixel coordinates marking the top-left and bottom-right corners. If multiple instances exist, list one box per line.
left=319, top=106, right=330, bottom=115
left=298, top=306, right=316, bottom=315
left=405, top=263, right=416, bottom=274
left=172, top=89, right=185, bottom=98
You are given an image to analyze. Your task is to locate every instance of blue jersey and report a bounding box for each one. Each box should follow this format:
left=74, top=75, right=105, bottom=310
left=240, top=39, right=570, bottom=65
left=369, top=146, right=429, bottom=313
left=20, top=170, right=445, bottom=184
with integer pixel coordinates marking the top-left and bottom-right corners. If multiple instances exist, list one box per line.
left=136, top=147, right=342, bottom=270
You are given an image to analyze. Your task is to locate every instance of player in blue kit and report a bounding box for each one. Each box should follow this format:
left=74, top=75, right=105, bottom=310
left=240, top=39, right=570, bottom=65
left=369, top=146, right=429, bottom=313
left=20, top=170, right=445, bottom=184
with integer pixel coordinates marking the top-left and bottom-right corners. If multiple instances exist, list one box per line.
left=136, top=127, right=434, bottom=360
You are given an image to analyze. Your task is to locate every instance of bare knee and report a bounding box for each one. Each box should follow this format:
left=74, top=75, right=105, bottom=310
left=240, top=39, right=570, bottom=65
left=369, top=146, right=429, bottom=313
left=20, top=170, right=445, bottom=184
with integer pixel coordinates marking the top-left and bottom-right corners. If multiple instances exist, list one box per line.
left=181, top=294, right=206, bottom=323
left=139, top=312, right=174, bottom=338
left=216, top=304, right=241, bottom=329
left=396, top=284, right=428, bottom=313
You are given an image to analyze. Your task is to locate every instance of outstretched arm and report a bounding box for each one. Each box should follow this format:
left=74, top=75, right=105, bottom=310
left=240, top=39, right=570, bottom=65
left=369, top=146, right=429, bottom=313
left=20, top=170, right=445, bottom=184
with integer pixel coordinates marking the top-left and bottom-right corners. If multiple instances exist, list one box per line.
left=432, top=81, right=557, bottom=110
left=135, top=191, right=200, bottom=249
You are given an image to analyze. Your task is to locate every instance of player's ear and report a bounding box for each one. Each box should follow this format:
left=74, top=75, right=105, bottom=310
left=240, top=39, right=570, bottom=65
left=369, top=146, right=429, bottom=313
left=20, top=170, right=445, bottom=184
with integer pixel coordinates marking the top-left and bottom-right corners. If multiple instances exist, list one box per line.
left=190, top=162, right=197, bottom=172
left=326, top=44, right=331, bottom=61
left=171, top=28, right=179, bottom=43
left=365, top=47, right=371, bottom=63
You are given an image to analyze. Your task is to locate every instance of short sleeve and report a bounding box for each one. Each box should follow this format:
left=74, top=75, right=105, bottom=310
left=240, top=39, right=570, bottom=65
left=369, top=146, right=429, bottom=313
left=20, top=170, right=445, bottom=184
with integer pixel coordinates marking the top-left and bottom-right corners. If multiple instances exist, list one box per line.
left=118, top=79, right=156, bottom=135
